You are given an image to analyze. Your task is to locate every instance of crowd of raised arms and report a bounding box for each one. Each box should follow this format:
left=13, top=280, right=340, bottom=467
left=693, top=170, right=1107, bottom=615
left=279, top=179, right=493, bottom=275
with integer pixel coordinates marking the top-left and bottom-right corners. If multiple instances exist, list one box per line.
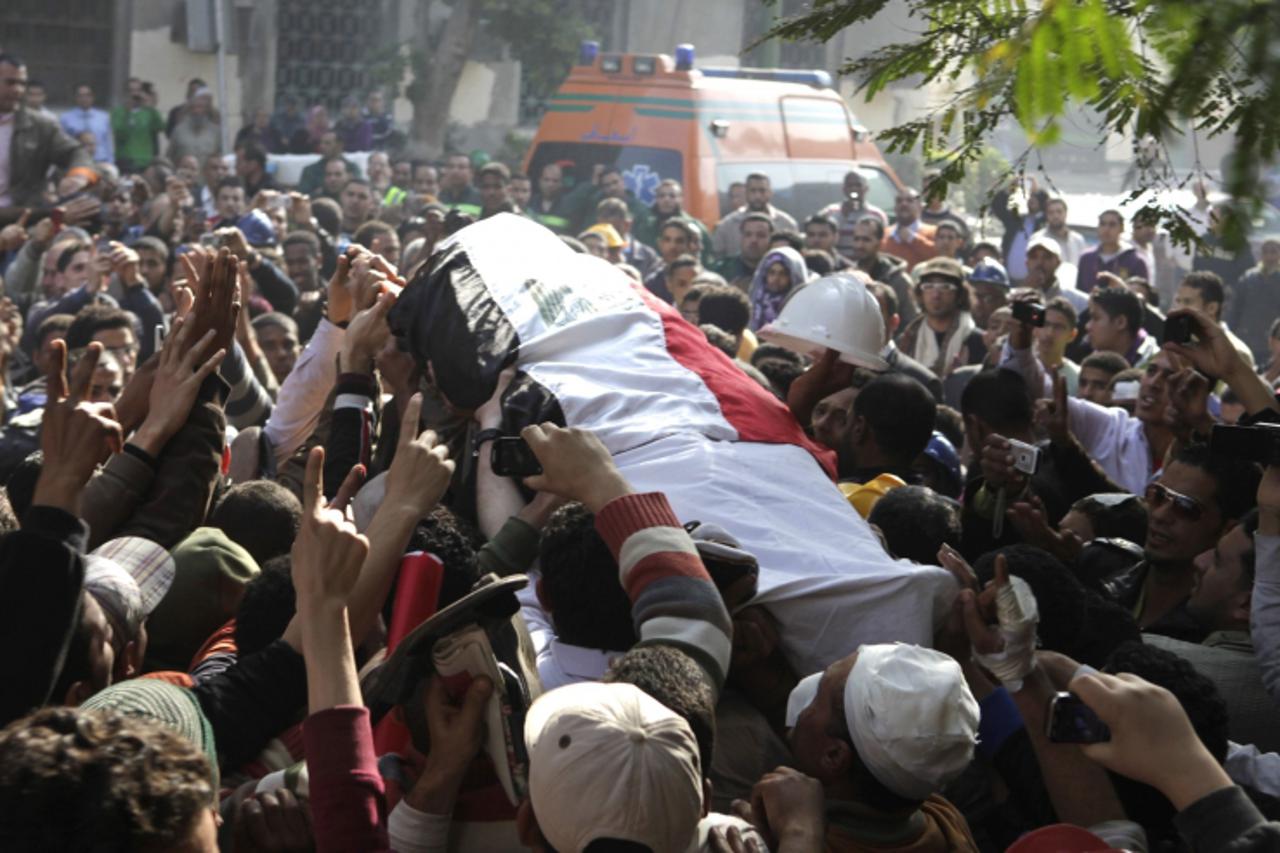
left=6, top=49, right=1280, bottom=853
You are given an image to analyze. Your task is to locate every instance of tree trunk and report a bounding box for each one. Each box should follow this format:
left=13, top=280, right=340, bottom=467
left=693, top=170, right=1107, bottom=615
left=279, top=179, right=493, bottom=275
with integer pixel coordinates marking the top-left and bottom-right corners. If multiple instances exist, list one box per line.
left=409, top=0, right=480, bottom=158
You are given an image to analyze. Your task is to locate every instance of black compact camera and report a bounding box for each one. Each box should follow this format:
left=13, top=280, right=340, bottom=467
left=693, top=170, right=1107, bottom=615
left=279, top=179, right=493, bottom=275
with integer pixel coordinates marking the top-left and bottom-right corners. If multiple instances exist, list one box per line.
left=1210, top=422, right=1280, bottom=466
left=1162, top=314, right=1198, bottom=345
left=1046, top=692, right=1111, bottom=743
left=490, top=436, right=543, bottom=477
left=1011, top=301, right=1046, bottom=327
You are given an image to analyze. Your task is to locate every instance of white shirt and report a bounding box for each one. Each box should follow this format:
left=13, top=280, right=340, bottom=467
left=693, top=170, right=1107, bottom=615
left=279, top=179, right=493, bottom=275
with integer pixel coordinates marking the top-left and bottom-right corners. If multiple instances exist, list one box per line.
left=0, top=112, right=14, bottom=206
left=263, top=317, right=345, bottom=464
left=1000, top=342, right=1154, bottom=494
left=1033, top=227, right=1088, bottom=267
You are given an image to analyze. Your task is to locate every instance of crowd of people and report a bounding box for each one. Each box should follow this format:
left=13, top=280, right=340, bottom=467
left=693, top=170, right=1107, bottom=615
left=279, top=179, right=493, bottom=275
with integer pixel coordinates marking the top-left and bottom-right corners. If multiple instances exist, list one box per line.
left=5, top=46, right=1280, bottom=853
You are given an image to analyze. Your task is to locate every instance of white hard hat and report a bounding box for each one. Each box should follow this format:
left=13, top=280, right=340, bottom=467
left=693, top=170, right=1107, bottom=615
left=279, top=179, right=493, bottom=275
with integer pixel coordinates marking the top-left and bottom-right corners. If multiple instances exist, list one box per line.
left=758, top=273, right=889, bottom=370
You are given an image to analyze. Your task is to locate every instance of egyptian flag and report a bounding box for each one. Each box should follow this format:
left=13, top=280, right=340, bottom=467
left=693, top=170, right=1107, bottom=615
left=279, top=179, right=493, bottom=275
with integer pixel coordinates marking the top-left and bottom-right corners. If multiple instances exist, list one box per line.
left=389, top=214, right=955, bottom=674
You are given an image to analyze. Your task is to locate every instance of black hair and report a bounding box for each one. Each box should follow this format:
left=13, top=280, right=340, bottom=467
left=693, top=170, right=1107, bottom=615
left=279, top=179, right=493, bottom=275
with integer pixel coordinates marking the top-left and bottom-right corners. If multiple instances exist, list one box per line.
left=933, top=405, right=966, bottom=457
left=700, top=324, right=738, bottom=358
left=604, top=645, right=715, bottom=777
left=1045, top=295, right=1078, bottom=327
left=974, top=545, right=1141, bottom=666
left=403, top=505, right=483, bottom=611
left=753, top=356, right=805, bottom=398
left=310, top=197, right=342, bottom=235
left=282, top=230, right=321, bottom=255
left=1070, top=493, right=1148, bottom=545
left=237, top=142, right=267, bottom=168
left=353, top=219, right=396, bottom=250
left=0, top=54, right=25, bottom=69
left=5, top=450, right=42, bottom=520
left=867, top=486, right=960, bottom=565
left=769, top=229, right=804, bottom=252
left=56, top=242, right=91, bottom=274
left=234, top=556, right=296, bottom=655
left=851, top=374, right=936, bottom=466
left=751, top=343, right=804, bottom=369
left=1089, top=286, right=1143, bottom=335
left=695, top=284, right=751, bottom=337
left=855, top=215, right=886, bottom=241
left=739, top=211, right=774, bottom=233
left=1080, top=350, right=1129, bottom=376
left=1179, top=270, right=1226, bottom=308
left=805, top=213, right=838, bottom=232
left=802, top=249, right=835, bottom=276
left=866, top=280, right=898, bottom=317
left=666, top=254, right=700, bottom=278
left=960, top=368, right=1034, bottom=433
left=208, top=480, right=302, bottom=565
left=66, top=305, right=134, bottom=351
left=660, top=218, right=697, bottom=243
left=538, top=503, right=637, bottom=651
left=1171, top=443, right=1262, bottom=522
left=1104, top=641, right=1230, bottom=845
left=745, top=172, right=770, bottom=185
left=34, top=313, right=74, bottom=351
left=215, top=176, right=244, bottom=194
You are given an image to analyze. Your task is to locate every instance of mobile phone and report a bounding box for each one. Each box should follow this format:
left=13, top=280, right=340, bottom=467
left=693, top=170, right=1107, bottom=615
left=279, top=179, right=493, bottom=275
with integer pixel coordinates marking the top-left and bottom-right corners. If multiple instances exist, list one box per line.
left=1046, top=692, right=1111, bottom=743
left=1163, top=314, right=1197, bottom=345
left=490, top=436, right=543, bottom=477
left=199, top=232, right=220, bottom=247
left=1011, top=300, right=1046, bottom=327
left=1006, top=437, right=1041, bottom=476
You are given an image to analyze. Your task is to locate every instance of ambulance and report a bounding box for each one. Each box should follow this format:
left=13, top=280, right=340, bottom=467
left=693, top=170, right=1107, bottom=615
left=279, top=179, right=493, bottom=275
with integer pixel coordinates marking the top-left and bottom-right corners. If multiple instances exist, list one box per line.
left=524, top=42, right=904, bottom=229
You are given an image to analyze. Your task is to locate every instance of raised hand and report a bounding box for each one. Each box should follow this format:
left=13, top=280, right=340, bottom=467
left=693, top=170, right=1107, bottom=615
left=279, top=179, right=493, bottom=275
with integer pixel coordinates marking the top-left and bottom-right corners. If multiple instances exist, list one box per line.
left=1070, top=670, right=1234, bottom=811
left=292, top=446, right=371, bottom=613
left=1162, top=306, right=1247, bottom=383
left=0, top=209, right=30, bottom=252
left=32, top=342, right=124, bottom=514
left=339, top=290, right=396, bottom=374
left=179, top=246, right=240, bottom=361
left=130, top=314, right=226, bottom=456
left=1034, top=369, right=1073, bottom=447
left=521, top=423, right=631, bottom=512
left=382, top=393, right=455, bottom=519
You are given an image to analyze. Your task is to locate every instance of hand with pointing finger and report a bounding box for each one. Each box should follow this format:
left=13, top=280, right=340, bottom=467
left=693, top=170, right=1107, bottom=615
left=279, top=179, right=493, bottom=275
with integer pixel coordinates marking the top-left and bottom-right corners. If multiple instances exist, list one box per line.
left=32, top=341, right=124, bottom=514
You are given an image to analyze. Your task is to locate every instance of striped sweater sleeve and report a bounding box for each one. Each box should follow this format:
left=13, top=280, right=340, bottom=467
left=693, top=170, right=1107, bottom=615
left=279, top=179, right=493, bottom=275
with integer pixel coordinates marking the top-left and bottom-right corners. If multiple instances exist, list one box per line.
left=595, top=492, right=732, bottom=691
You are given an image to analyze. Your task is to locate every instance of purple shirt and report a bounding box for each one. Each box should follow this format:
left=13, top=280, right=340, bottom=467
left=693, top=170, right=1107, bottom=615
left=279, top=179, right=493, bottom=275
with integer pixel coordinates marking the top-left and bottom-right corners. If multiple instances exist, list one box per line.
left=1076, top=246, right=1149, bottom=293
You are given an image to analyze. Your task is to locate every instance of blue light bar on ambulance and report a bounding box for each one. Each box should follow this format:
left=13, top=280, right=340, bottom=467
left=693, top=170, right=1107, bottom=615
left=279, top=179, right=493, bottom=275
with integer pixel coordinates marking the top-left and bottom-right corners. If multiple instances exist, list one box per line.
left=633, top=56, right=656, bottom=75
left=675, top=44, right=695, bottom=71
left=699, top=67, right=833, bottom=88
left=601, top=55, right=623, bottom=73
left=579, top=41, right=599, bottom=66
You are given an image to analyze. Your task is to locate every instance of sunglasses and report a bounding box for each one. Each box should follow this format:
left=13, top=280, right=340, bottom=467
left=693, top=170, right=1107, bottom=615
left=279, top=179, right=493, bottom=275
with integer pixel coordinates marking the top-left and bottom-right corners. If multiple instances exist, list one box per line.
left=1144, top=482, right=1206, bottom=522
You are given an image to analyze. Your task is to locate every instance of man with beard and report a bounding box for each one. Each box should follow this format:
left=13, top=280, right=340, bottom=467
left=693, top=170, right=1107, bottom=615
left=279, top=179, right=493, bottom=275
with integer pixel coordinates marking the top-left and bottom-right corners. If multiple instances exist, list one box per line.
left=634, top=179, right=711, bottom=264
left=712, top=173, right=797, bottom=258
left=849, top=216, right=917, bottom=325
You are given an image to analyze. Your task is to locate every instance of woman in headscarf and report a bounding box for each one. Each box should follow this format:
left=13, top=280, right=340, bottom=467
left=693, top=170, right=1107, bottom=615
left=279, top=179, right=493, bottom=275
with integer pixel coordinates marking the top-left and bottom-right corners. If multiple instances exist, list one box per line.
left=748, top=246, right=810, bottom=331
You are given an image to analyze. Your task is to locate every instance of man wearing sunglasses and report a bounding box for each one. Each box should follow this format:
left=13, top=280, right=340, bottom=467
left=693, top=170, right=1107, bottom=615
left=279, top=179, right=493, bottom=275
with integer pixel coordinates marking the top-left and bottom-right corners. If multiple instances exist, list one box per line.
left=1102, top=443, right=1261, bottom=642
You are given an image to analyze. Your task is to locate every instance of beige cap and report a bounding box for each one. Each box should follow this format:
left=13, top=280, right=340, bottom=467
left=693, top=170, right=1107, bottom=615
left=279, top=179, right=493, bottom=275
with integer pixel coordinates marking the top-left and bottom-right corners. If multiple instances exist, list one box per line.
left=525, top=681, right=703, bottom=853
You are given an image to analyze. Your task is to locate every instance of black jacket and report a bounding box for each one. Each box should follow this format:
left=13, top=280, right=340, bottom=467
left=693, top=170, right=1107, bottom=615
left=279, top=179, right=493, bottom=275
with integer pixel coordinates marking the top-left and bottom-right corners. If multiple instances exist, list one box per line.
left=1, top=506, right=87, bottom=725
